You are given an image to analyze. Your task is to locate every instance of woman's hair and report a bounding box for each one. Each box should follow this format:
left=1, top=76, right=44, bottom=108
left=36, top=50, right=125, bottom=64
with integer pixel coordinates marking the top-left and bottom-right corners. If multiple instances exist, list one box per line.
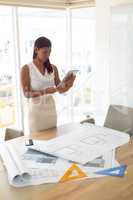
left=33, top=36, right=53, bottom=74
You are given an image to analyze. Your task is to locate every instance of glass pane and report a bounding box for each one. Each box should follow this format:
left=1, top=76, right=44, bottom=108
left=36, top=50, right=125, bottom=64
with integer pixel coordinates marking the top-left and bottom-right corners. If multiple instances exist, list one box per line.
left=72, top=8, right=96, bottom=122
left=18, top=7, right=68, bottom=126
left=0, top=6, right=19, bottom=129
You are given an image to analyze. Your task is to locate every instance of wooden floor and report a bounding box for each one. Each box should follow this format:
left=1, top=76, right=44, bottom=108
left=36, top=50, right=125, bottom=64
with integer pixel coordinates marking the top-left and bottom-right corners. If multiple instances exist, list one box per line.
left=0, top=123, right=133, bottom=200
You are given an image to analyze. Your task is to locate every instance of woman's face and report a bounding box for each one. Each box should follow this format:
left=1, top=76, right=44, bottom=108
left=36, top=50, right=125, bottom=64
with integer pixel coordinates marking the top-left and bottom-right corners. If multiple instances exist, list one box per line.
left=35, top=47, right=51, bottom=62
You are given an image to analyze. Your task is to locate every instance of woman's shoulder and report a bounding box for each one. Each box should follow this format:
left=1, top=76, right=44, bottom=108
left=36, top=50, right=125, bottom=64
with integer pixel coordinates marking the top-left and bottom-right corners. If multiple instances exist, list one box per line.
left=21, top=63, right=31, bottom=76
left=21, top=64, right=28, bottom=72
left=21, top=62, right=33, bottom=71
left=21, top=64, right=28, bottom=69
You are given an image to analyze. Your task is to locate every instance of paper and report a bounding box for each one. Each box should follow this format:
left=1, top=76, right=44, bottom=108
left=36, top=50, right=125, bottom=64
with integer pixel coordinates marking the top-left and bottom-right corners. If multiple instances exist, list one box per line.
left=0, top=124, right=129, bottom=187
left=0, top=137, right=119, bottom=187
left=0, top=138, right=65, bottom=187
left=30, top=124, right=129, bottom=164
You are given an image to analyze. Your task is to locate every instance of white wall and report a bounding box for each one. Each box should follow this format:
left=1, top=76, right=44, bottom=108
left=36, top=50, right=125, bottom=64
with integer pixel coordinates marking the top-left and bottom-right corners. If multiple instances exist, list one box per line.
left=94, top=0, right=111, bottom=124
left=95, top=0, right=133, bottom=124
left=111, top=0, right=133, bottom=7
left=110, top=4, right=133, bottom=108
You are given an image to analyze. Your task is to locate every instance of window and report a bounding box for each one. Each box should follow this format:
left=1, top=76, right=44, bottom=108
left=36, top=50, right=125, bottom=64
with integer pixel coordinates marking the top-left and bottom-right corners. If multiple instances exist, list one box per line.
left=0, top=6, right=21, bottom=129
left=18, top=7, right=68, bottom=126
left=71, top=8, right=96, bottom=122
left=0, top=5, right=96, bottom=130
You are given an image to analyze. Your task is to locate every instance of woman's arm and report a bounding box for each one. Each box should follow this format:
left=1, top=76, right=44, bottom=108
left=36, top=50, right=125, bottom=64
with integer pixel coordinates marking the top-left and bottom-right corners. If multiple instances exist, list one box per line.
left=52, top=65, right=61, bottom=86
left=20, top=65, right=57, bottom=98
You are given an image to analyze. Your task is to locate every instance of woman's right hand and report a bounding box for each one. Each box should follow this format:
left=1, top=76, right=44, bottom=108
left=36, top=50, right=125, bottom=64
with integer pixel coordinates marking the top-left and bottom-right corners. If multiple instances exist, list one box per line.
left=56, top=83, right=68, bottom=93
left=44, top=87, right=57, bottom=94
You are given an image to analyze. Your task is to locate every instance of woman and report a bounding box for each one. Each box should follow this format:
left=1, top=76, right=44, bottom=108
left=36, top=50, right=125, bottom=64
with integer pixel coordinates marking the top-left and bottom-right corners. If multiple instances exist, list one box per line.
left=21, top=36, right=75, bottom=133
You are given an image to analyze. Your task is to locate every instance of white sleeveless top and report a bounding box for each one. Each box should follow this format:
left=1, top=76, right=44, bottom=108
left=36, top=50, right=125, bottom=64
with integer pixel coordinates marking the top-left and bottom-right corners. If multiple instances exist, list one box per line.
left=24, top=62, right=57, bottom=133
left=28, top=61, right=55, bottom=91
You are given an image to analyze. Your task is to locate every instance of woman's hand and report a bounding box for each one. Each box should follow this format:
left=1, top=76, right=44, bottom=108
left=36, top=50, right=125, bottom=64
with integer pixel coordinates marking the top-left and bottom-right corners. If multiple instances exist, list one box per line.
left=42, top=87, right=57, bottom=95
left=65, top=74, right=76, bottom=88
left=57, top=75, right=76, bottom=94
left=56, top=84, right=68, bottom=93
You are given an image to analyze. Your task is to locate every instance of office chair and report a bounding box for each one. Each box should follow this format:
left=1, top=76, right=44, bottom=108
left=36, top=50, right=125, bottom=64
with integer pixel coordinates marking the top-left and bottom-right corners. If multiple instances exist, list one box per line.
left=81, top=104, right=133, bottom=139
left=5, top=128, right=24, bottom=141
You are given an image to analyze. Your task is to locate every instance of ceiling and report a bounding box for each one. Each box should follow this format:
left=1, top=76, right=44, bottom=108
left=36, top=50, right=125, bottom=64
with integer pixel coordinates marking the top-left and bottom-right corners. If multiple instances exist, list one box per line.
left=0, top=0, right=95, bottom=9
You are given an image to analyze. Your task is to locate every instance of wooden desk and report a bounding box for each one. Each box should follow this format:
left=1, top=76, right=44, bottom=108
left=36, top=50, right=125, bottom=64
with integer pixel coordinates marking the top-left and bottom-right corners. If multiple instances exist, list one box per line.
left=0, top=123, right=133, bottom=200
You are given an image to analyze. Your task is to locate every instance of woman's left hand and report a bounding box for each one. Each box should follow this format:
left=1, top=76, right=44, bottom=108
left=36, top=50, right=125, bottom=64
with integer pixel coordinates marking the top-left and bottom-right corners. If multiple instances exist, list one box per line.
left=65, top=74, right=76, bottom=88
left=57, top=75, right=76, bottom=93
